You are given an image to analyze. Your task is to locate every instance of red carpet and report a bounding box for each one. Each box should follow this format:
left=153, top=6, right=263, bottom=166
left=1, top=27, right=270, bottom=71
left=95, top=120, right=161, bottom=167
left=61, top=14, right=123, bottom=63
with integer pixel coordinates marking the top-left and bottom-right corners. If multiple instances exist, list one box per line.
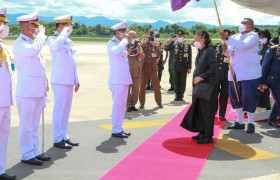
left=100, top=105, right=227, bottom=180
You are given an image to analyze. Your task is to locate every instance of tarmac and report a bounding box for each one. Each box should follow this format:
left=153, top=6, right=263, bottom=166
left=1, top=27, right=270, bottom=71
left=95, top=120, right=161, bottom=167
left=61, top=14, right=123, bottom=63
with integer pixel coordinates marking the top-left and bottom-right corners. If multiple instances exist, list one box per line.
left=3, top=40, right=280, bottom=180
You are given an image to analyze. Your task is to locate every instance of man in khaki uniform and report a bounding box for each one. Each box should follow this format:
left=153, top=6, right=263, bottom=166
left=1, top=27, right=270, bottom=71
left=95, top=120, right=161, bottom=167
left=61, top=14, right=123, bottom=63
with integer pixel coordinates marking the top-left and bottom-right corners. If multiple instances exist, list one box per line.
left=126, top=31, right=145, bottom=112
left=139, top=30, right=163, bottom=109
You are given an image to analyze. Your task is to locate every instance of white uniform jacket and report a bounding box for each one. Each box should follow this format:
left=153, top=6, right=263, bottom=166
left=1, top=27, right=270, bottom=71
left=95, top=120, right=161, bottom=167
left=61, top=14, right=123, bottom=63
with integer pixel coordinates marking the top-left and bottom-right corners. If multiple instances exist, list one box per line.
left=107, top=36, right=132, bottom=85
left=48, top=31, right=79, bottom=85
left=0, top=41, right=13, bottom=106
left=13, top=33, right=47, bottom=97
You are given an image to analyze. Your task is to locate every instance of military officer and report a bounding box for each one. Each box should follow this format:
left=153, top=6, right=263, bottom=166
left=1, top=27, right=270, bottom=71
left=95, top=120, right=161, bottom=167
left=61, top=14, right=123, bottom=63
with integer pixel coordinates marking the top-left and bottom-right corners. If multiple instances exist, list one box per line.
left=0, top=7, right=17, bottom=180
left=126, top=31, right=145, bottom=112
left=162, top=34, right=176, bottom=91
left=107, top=21, right=132, bottom=138
left=259, top=44, right=280, bottom=128
left=139, top=30, right=163, bottom=109
left=155, top=33, right=167, bottom=83
left=48, top=15, right=79, bottom=149
left=14, top=12, right=51, bottom=165
left=214, top=29, right=231, bottom=121
left=166, top=30, right=192, bottom=101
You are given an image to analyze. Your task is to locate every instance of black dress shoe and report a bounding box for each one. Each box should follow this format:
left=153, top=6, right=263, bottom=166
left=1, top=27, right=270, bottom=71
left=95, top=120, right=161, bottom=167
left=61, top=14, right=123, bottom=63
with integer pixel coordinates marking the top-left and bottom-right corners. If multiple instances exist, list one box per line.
left=126, top=107, right=132, bottom=112
left=112, top=132, right=128, bottom=138
left=227, top=122, right=245, bottom=129
left=178, top=97, right=184, bottom=101
left=0, top=173, right=17, bottom=180
left=174, top=97, right=179, bottom=101
left=64, top=139, right=79, bottom=146
left=21, top=158, right=43, bottom=165
left=168, top=87, right=174, bottom=91
left=36, top=154, right=51, bottom=161
left=121, top=131, right=131, bottom=136
left=219, top=116, right=226, bottom=121
left=130, top=107, right=138, bottom=111
left=197, top=136, right=213, bottom=144
left=268, top=121, right=280, bottom=128
left=146, top=86, right=151, bottom=90
left=192, top=133, right=204, bottom=141
left=139, top=104, right=144, bottom=109
left=157, top=103, right=163, bottom=108
left=54, top=140, right=73, bottom=149
left=246, top=123, right=255, bottom=133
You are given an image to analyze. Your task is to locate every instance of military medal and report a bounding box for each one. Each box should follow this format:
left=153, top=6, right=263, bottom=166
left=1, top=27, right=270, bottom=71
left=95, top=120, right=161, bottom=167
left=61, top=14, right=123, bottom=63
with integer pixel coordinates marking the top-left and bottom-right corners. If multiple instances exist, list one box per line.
left=276, top=47, right=280, bottom=60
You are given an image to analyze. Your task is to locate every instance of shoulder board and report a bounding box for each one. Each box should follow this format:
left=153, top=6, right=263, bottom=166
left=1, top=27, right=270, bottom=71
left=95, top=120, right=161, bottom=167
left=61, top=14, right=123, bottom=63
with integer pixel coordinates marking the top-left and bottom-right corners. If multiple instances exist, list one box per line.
left=111, top=39, right=116, bottom=42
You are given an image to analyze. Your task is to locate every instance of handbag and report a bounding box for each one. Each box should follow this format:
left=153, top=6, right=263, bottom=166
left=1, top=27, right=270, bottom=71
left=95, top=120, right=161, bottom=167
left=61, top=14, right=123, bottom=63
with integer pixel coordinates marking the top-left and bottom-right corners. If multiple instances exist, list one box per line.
left=193, top=82, right=214, bottom=101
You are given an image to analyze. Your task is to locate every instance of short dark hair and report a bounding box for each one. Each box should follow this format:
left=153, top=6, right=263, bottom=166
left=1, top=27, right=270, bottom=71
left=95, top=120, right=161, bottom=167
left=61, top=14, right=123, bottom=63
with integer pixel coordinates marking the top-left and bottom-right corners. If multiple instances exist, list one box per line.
left=258, top=29, right=272, bottom=43
left=244, top=18, right=254, bottom=26
left=195, top=29, right=211, bottom=46
left=223, top=29, right=232, bottom=36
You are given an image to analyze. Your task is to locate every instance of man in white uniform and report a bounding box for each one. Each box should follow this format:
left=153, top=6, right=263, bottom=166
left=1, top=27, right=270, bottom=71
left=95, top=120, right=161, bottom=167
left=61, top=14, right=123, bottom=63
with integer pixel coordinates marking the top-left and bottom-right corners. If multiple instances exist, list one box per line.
left=107, top=21, right=132, bottom=138
left=13, top=12, right=51, bottom=166
left=48, top=15, right=79, bottom=149
left=0, top=7, right=17, bottom=180
left=221, top=18, right=261, bottom=133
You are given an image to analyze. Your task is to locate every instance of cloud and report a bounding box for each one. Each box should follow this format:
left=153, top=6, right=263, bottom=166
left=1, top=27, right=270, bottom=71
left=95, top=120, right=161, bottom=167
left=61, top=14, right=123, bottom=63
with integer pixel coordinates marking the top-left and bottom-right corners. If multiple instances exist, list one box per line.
left=0, top=0, right=279, bottom=25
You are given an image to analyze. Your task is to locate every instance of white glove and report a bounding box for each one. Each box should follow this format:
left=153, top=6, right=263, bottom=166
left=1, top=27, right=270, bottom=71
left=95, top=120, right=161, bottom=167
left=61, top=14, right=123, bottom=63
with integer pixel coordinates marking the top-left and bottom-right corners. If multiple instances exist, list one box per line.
left=38, top=25, right=45, bottom=35
left=61, top=26, right=73, bottom=37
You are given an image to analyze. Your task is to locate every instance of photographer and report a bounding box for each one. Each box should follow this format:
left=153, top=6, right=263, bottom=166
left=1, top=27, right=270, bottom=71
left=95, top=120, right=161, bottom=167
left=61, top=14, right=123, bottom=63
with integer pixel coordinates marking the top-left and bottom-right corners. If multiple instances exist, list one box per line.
left=126, top=31, right=145, bottom=112
left=139, top=30, right=163, bottom=109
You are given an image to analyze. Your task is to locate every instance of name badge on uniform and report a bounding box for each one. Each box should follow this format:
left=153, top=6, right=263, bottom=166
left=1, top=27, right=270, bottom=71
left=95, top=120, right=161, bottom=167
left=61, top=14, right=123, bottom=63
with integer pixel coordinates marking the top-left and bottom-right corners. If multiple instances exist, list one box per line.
left=184, top=53, right=188, bottom=58
left=11, top=62, right=15, bottom=71
left=152, top=53, right=157, bottom=58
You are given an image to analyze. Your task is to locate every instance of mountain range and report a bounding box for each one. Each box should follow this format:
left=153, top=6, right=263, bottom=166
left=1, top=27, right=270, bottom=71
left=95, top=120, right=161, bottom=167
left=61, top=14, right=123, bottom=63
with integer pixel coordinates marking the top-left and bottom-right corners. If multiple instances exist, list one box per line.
left=7, top=14, right=229, bottom=29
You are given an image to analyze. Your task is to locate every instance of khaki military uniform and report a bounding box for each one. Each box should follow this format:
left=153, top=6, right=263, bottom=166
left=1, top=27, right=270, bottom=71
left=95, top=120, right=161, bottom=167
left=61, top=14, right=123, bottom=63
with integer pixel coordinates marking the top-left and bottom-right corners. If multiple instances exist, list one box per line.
left=139, top=42, right=162, bottom=105
left=127, top=44, right=143, bottom=108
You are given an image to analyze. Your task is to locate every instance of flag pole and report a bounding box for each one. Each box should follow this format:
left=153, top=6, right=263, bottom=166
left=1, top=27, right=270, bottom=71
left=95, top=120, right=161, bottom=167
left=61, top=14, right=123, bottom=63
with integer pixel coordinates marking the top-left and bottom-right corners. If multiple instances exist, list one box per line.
left=212, top=0, right=240, bottom=102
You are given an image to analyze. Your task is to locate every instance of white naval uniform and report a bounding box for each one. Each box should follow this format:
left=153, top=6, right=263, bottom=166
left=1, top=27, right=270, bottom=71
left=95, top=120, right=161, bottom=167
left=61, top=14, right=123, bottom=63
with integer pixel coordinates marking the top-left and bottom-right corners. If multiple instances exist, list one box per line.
left=107, top=36, right=132, bottom=133
left=48, top=31, right=79, bottom=143
left=0, top=41, right=13, bottom=174
left=13, top=33, right=47, bottom=160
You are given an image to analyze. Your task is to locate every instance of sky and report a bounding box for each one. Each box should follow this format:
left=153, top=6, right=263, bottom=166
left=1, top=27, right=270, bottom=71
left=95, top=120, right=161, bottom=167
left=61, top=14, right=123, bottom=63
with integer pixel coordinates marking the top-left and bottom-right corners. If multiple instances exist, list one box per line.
left=1, top=0, right=279, bottom=25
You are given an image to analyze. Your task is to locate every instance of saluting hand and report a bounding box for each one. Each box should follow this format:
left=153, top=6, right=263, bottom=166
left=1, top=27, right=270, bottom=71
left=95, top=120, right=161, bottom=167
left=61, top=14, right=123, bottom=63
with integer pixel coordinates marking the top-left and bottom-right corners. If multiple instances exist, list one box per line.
left=39, top=25, right=45, bottom=34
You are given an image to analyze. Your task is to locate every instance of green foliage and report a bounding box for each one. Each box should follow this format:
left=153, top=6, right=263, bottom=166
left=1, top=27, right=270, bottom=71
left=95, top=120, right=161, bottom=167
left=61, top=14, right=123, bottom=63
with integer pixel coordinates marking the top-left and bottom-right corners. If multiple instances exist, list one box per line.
left=7, top=21, right=280, bottom=41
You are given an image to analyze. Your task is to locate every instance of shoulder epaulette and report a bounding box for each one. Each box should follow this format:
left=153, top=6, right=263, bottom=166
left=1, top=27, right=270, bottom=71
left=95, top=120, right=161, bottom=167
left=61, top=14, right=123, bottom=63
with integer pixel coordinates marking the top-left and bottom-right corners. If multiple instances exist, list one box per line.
left=111, top=39, right=116, bottom=42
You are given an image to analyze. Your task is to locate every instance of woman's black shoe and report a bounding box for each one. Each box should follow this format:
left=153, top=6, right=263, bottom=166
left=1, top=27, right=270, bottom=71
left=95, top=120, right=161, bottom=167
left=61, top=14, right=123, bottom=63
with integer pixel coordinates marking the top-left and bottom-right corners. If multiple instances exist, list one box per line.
left=192, top=133, right=204, bottom=141
left=197, top=136, right=213, bottom=144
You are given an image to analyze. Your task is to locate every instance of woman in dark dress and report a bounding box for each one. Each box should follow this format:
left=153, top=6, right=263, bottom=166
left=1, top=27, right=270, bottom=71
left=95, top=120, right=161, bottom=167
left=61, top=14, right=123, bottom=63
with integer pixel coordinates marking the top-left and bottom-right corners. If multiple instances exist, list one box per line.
left=180, top=30, right=218, bottom=144
left=258, top=29, right=272, bottom=110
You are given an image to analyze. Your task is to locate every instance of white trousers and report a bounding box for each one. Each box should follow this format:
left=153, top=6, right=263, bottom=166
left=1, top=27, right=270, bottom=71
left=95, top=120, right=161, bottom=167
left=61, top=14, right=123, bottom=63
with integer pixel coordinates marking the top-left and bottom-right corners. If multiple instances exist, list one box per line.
left=17, top=97, right=44, bottom=160
left=52, top=84, right=73, bottom=143
left=109, top=84, right=129, bottom=134
left=0, top=107, right=11, bottom=174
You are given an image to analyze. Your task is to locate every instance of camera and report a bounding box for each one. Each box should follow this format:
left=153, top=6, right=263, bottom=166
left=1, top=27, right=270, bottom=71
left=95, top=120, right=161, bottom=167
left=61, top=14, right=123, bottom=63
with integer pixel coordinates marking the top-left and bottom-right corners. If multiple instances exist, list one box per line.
left=132, top=40, right=139, bottom=55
